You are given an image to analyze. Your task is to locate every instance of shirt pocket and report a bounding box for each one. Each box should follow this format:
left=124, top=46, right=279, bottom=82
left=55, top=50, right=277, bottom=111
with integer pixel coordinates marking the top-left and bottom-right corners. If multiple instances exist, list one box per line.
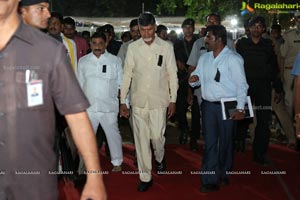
left=15, top=71, right=49, bottom=110
left=98, top=64, right=117, bottom=80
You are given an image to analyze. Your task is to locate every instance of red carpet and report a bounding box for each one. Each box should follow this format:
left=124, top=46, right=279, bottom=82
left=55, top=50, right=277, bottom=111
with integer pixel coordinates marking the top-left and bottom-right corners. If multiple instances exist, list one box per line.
left=99, top=144, right=300, bottom=200
left=61, top=144, right=300, bottom=200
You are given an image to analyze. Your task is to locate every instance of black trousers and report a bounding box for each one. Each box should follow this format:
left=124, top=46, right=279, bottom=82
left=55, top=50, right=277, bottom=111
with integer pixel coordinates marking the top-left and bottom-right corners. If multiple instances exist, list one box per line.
left=237, top=80, right=272, bottom=161
left=190, top=95, right=201, bottom=143
left=176, top=79, right=189, bottom=132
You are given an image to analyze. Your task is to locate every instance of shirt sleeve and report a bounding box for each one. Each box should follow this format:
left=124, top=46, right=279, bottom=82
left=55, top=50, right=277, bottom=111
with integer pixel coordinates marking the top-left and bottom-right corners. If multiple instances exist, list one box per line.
left=187, top=41, right=199, bottom=67
left=229, top=54, right=249, bottom=109
left=292, top=52, right=300, bottom=76
left=117, top=43, right=126, bottom=65
left=166, top=44, right=178, bottom=103
left=116, top=56, right=123, bottom=89
left=77, top=57, right=85, bottom=88
left=50, top=44, right=90, bottom=115
left=120, top=44, right=134, bottom=104
left=189, top=57, right=202, bottom=88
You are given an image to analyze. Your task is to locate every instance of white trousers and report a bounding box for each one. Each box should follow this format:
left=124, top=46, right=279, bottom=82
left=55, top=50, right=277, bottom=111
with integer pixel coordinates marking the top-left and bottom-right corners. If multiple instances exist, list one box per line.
left=131, top=104, right=167, bottom=182
left=88, top=111, right=123, bottom=166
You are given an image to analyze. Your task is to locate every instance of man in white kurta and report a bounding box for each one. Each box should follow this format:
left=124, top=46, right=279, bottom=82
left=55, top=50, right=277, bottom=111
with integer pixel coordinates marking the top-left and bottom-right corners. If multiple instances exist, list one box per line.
left=120, top=13, right=178, bottom=192
left=78, top=32, right=123, bottom=171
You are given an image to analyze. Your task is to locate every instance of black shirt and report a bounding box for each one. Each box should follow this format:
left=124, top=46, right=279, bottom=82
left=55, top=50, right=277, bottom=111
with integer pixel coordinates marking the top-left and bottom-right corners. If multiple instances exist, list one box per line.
left=107, top=39, right=122, bottom=56
left=174, top=36, right=198, bottom=66
left=236, top=37, right=282, bottom=92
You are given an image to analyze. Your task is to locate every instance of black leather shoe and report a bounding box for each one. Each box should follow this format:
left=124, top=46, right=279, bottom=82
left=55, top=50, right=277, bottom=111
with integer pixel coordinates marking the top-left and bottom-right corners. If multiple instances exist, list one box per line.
left=200, top=184, right=220, bottom=193
left=137, top=180, right=153, bottom=192
left=155, top=159, right=166, bottom=175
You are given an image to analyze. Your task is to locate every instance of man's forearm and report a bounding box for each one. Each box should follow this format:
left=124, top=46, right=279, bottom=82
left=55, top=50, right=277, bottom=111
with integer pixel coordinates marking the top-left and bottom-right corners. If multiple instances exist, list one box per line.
left=65, top=111, right=107, bottom=199
left=65, top=112, right=102, bottom=174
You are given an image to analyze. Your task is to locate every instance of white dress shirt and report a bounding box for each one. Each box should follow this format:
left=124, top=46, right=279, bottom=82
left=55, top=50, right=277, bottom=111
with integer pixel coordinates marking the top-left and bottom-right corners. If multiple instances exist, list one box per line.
left=78, top=51, right=123, bottom=113
left=190, top=46, right=248, bottom=109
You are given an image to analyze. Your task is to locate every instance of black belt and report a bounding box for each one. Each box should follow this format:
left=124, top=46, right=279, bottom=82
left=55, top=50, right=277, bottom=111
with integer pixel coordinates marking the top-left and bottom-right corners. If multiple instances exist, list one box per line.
left=202, top=98, right=221, bottom=105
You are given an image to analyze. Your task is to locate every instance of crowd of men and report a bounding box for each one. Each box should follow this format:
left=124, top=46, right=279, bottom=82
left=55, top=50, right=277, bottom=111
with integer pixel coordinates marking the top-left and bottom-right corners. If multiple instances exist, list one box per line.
left=1, top=0, right=300, bottom=199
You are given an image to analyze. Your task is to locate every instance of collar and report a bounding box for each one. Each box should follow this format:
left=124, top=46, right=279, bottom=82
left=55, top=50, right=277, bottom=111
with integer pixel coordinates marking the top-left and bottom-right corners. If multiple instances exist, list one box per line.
left=136, top=36, right=162, bottom=48
left=90, top=50, right=109, bottom=61
left=211, top=46, right=229, bottom=60
left=13, top=19, right=35, bottom=46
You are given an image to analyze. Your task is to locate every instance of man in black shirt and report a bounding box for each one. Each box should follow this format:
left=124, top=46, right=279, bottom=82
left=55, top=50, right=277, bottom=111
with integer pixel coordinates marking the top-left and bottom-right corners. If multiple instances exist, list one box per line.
left=97, top=24, right=122, bottom=56
left=174, top=18, right=198, bottom=145
left=236, top=16, right=283, bottom=165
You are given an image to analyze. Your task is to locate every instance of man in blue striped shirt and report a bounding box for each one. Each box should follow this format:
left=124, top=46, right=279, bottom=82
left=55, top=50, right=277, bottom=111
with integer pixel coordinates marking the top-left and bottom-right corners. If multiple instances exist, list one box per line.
left=189, top=25, right=248, bottom=193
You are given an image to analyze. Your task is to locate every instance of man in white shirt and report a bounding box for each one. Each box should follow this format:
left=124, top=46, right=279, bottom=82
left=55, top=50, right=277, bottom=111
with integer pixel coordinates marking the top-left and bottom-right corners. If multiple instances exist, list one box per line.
left=189, top=25, right=248, bottom=193
left=117, top=18, right=140, bottom=63
left=78, top=32, right=123, bottom=172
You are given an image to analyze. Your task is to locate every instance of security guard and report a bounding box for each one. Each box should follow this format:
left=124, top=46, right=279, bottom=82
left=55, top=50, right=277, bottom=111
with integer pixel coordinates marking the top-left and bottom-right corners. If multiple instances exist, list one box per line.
left=280, top=11, right=300, bottom=147
left=19, top=0, right=50, bottom=30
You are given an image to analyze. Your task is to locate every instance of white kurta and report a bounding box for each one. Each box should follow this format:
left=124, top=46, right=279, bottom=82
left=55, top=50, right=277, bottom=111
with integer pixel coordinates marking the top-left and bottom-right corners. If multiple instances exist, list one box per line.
left=78, top=51, right=123, bottom=166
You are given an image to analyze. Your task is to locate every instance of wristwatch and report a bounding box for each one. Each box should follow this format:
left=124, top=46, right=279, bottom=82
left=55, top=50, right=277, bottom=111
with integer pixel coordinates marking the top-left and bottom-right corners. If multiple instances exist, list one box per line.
left=237, top=109, right=245, bottom=114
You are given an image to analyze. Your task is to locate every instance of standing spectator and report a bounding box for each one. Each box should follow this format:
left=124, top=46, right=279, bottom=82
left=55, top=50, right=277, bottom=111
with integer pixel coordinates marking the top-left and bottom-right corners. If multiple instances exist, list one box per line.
left=156, top=24, right=169, bottom=41
left=19, top=0, right=50, bottom=30
left=63, top=17, right=89, bottom=60
left=236, top=16, right=283, bottom=165
left=0, top=0, right=106, bottom=199
left=280, top=11, right=300, bottom=147
left=198, top=27, right=206, bottom=38
left=78, top=32, right=123, bottom=172
left=120, top=12, right=178, bottom=192
left=189, top=25, right=248, bottom=193
left=174, top=18, right=198, bottom=145
left=82, top=30, right=91, bottom=43
left=188, top=13, right=235, bottom=71
left=121, top=31, right=132, bottom=43
left=168, top=30, right=178, bottom=44
left=292, top=52, right=300, bottom=141
left=117, top=19, right=140, bottom=63
left=270, top=24, right=295, bottom=147
left=48, top=12, right=78, bottom=74
left=81, top=30, right=91, bottom=53
left=97, top=24, right=122, bottom=56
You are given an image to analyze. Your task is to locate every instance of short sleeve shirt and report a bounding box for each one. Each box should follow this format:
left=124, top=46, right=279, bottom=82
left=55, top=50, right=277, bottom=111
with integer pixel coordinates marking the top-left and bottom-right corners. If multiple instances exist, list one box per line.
left=0, top=21, right=89, bottom=199
left=280, top=29, right=300, bottom=67
left=292, top=52, right=300, bottom=76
